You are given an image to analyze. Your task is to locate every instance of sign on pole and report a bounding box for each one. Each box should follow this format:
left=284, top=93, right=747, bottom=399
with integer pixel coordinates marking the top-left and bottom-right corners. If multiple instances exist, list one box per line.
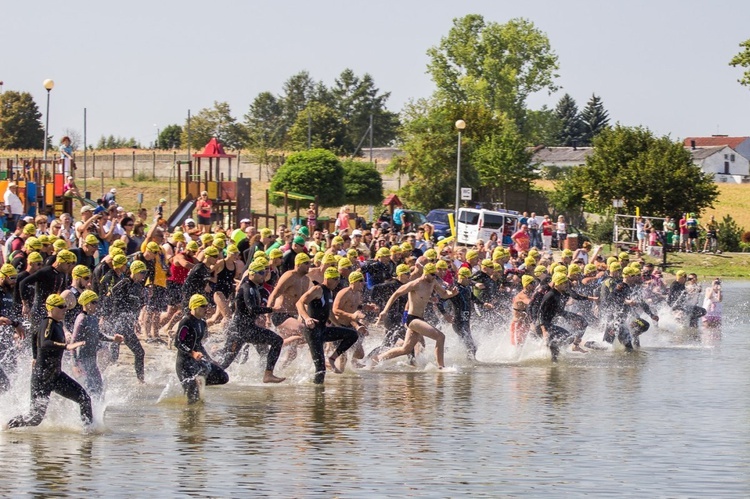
left=461, top=187, right=472, bottom=201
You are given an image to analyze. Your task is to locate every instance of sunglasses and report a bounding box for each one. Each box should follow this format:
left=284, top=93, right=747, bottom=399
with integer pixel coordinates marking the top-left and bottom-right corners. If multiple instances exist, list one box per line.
left=55, top=305, right=67, bottom=310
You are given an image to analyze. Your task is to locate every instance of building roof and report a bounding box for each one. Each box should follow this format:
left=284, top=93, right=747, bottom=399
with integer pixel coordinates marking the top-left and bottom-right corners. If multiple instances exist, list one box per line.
left=531, top=147, right=593, bottom=164
left=688, top=146, right=727, bottom=160
left=683, top=136, right=750, bottom=149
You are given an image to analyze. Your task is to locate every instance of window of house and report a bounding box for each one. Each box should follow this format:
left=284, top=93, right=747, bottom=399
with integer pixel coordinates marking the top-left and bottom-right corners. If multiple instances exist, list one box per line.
left=730, top=154, right=735, bottom=162
left=724, top=161, right=730, bottom=174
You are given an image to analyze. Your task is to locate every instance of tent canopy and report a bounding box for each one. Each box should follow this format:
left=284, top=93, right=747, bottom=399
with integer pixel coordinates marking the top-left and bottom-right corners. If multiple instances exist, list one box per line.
left=192, top=137, right=237, bottom=158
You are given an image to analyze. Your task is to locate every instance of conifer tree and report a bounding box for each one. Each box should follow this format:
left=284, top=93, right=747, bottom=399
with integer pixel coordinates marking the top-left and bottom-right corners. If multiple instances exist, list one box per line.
left=580, top=94, right=610, bottom=146
left=555, top=93, right=582, bottom=147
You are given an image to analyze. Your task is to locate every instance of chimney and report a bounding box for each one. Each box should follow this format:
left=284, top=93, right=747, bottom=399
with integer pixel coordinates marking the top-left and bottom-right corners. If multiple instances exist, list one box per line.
left=690, top=140, right=696, bottom=150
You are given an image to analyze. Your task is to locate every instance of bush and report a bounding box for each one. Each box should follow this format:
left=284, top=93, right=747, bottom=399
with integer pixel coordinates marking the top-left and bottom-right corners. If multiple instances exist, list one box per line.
left=270, top=149, right=345, bottom=207
left=741, top=231, right=750, bottom=243
left=588, top=215, right=614, bottom=244
left=341, top=160, right=383, bottom=207
left=717, top=214, right=744, bottom=252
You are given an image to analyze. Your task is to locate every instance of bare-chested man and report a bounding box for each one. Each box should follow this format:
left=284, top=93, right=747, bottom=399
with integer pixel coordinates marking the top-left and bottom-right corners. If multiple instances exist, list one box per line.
left=331, top=270, right=376, bottom=370
left=510, top=275, right=535, bottom=346
left=374, top=263, right=457, bottom=369
left=266, top=252, right=312, bottom=362
left=307, top=253, right=337, bottom=285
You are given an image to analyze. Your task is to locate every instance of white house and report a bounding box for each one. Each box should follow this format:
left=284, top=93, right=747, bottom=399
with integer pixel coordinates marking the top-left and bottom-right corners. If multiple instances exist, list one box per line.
left=683, top=136, right=750, bottom=161
left=689, top=145, right=750, bottom=183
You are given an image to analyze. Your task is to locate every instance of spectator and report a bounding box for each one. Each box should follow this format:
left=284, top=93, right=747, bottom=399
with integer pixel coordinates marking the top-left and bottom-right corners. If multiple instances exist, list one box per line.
left=541, top=215, right=553, bottom=251
left=60, top=136, right=74, bottom=176
left=104, top=188, right=117, bottom=207
left=556, top=215, right=567, bottom=248
left=195, top=191, right=213, bottom=233
left=307, top=202, right=317, bottom=232
left=3, top=182, right=24, bottom=231
left=155, top=198, right=167, bottom=220
left=527, top=212, right=541, bottom=249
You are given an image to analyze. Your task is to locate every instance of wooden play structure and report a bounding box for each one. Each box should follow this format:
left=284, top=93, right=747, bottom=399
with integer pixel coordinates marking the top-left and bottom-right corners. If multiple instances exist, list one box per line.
left=2, top=158, right=76, bottom=217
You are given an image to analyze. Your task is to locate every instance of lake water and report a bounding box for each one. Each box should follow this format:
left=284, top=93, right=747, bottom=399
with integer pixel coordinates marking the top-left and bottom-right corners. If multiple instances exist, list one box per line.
left=1, top=282, right=748, bottom=497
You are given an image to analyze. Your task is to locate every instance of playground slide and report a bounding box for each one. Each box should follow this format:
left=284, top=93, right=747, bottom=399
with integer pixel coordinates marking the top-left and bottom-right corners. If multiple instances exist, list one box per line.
left=167, top=194, right=196, bottom=232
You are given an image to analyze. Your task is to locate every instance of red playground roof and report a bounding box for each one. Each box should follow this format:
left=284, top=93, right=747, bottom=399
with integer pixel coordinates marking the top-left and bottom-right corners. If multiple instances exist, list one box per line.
left=193, top=137, right=237, bottom=158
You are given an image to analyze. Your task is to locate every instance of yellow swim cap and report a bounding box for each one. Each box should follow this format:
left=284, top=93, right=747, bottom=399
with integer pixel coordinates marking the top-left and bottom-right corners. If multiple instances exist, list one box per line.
left=28, top=252, right=43, bottom=264
left=424, top=249, right=438, bottom=260
left=112, top=254, right=128, bottom=268
left=466, top=250, right=479, bottom=261
left=56, top=250, right=77, bottom=264
left=248, top=260, right=267, bottom=273
left=401, top=242, right=413, bottom=251
left=189, top=294, right=208, bottom=310
left=226, top=244, right=239, bottom=254
left=396, top=264, right=411, bottom=276
left=423, top=263, right=437, bottom=275
left=53, top=239, right=68, bottom=251
left=203, top=246, right=220, bottom=258
left=295, top=252, right=311, bottom=265
left=186, top=241, right=200, bottom=252
left=481, top=259, right=493, bottom=268
left=78, top=290, right=99, bottom=306
left=584, top=263, right=597, bottom=275
left=567, top=264, right=582, bottom=276
left=23, top=224, right=36, bottom=236
left=85, top=234, right=100, bottom=246
left=622, top=266, right=639, bottom=277
left=322, top=254, right=337, bottom=265
left=112, top=239, right=127, bottom=250
left=552, top=272, right=569, bottom=286
left=26, top=237, right=42, bottom=250
left=534, top=265, right=547, bottom=277
left=212, top=239, right=226, bottom=250
left=458, top=267, right=472, bottom=279
left=72, top=265, right=91, bottom=278
left=45, top=293, right=66, bottom=310
left=130, top=260, right=148, bottom=275
left=522, top=275, right=535, bottom=288
left=269, top=249, right=283, bottom=259
left=324, top=267, right=341, bottom=280
left=390, top=245, right=402, bottom=254
left=376, top=247, right=390, bottom=258
left=609, top=262, right=622, bottom=273
left=338, top=258, right=353, bottom=270
left=348, top=271, right=364, bottom=283
left=332, top=236, right=344, bottom=246
left=172, top=232, right=186, bottom=243
left=436, top=260, right=449, bottom=270
left=0, top=264, right=17, bottom=277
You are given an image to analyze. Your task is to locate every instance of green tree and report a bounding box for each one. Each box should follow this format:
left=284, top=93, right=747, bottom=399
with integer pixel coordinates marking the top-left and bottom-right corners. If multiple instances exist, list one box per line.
left=158, top=124, right=182, bottom=149
left=0, top=91, right=45, bottom=149
left=280, top=71, right=317, bottom=140
left=245, top=92, right=285, bottom=150
left=548, top=167, right=588, bottom=225
left=286, top=101, right=347, bottom=153
left=95, top=135, right=142, bottom=149
left=341, top=160, right=384, bottom=208
left=523, top=105, right=562, bottom=146
left=579, top=94, right=610, bottom=146
left=182, top=101, right=247, bottom=150
left=573, top=125, right=719, bottom=217
left=472, top=114, right=536, bottom=208
left=426, top=15, right=559, bottom=124
left=270, top=149, right=345, bottom=207
left=330, top=69, right=399, bottom=153
left=717, top=214, right=743, bottom=252
left=729, top=39, right=750, bottom=87
left=555, top=93, right=583, bottom=147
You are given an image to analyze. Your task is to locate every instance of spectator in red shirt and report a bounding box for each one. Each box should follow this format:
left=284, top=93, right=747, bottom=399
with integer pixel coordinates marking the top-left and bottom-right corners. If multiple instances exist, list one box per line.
left=511, top=225, right=531, bottom=254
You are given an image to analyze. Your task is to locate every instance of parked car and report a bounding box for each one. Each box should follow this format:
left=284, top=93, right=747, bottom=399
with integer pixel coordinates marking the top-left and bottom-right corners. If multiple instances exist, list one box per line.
left=425, top=209, right=453, bottom=239
left=456, top=208, right=521, bottom=246
left=377, top=209, right=427, bottom=233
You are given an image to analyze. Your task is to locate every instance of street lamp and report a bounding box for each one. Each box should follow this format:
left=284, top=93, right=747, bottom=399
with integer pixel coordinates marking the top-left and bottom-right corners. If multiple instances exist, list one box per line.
left=42, top=79, right=54, bottom=160
left=454, top=119, right=466, bottom=235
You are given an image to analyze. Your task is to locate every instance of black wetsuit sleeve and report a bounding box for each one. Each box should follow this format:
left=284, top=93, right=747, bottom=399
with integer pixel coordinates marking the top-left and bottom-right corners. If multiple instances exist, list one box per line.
left=568, top=289, right=590, bottom=301
left=538, top=291, right=558, bottom=328
left=175, top=322, right=196, bottom=355
left=240, top=284, right=273, bottom=316
left=19, top=271, right=41, bottom=306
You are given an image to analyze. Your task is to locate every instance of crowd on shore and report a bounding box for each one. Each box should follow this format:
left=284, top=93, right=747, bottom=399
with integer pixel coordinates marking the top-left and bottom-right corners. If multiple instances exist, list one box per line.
left=0, top=188, right=724, bottom=428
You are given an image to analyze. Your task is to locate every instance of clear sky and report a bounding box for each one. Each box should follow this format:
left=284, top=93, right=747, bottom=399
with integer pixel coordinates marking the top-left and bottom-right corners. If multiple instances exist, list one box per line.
left=3, top=0, right=750, bottom=147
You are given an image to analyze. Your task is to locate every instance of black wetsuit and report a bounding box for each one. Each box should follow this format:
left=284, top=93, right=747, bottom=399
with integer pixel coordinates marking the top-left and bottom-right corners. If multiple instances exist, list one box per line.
left=19, top=265, right=70, bottom=324
left=303, top=284, right=358, bottom=384
left=367, top=279, right=408, bottom=358
left=91, top=260, right=113, bottom=296
left=108, top=276, right=146, bottom=382
left=6, top=316, right=92, bottom=428
left=449, top=282, right=486, bottom=359
left=0, top=286, right=22, bottom=392
left=601, top=281, right=653, bottom=349
left=63, top=286, right=83, bottom=333
left=361, top=260, right=392, bottom=305
left=182, top=262, right=212, bottom=308
left=70, top=248, right=96, bottom=271
left=72, top=311, right=116, bottom=398
left=217, top=278, right=282, bottom=371
left=667, top=281, right=706, bottom=327
left=535, top=288, right=589, bottom=361
left=174, top=314, right=229, bottom=403
left=214, top=261, right=236, bottom=298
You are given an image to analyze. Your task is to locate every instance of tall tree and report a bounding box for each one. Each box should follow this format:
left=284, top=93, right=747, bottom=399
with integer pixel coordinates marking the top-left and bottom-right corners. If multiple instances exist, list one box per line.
left=729, top=39, right=750, bottom=87
left=522, top=105, right=562, bottom=146
left=579, top=94, right=610, bottom=146
left=280, top=71, right=317, bottom=140
left=472, top=114, right=536, bottom=208
left=0, top=91, right=45, bottom=149
left=158, top=124, right=182, bottom=149
left=286, top=101, right=347, bottom=153
left=568, top=125, right=719, bottom=217
left=330, top=69, right=399, bottom=153
left=182, top=101, right=247, bottom=150
left=426, top=15, right=559, bottom=124
left=555, top=93, right=583, bottom=147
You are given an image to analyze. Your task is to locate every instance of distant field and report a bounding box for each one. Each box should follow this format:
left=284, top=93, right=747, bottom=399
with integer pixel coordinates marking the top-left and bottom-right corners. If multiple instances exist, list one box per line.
left=534, top=180, right=750, bottom=232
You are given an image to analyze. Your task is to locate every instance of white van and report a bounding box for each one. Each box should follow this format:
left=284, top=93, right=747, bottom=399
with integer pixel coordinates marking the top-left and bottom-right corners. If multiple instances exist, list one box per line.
left=457, top=208, right=521, bottom=246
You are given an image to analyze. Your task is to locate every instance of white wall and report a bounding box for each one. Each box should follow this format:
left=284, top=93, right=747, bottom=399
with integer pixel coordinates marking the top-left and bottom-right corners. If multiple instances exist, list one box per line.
left=700, top=147, right=749, bottom=177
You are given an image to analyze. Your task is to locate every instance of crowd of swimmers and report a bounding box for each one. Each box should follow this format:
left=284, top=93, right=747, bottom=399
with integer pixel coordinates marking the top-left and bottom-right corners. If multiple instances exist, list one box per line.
left=0, top=210, right=723, bottom=429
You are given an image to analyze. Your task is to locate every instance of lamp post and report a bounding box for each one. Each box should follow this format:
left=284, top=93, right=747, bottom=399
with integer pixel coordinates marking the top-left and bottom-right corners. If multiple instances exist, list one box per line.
left=42, top=79, right=54, bottom=160
left=454, top=119, right=466, bottom=233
